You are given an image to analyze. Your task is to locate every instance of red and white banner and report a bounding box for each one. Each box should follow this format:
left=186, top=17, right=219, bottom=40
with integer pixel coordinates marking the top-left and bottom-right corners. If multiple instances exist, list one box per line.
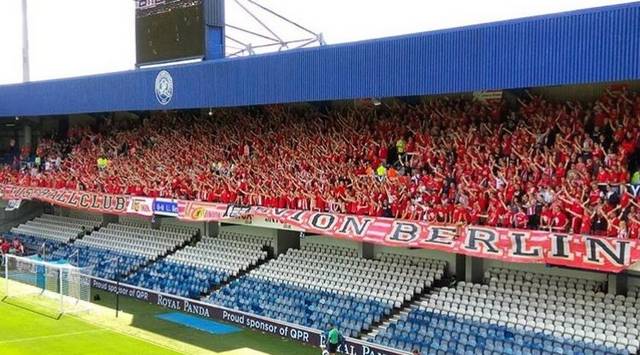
left=239, top=207, right=638, bottom=273
left=3, top=186, right=130, bottom=215
left=3, top=185, right=638, bottom=273
left=127, top=197, right=154, bottom=216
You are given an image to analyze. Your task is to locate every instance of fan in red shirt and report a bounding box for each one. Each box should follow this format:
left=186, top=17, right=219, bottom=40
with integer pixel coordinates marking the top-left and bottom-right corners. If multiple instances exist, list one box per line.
left=578, top=208, right=595, bottom=235
left=513, top=208, right=528, bottom=229
left=629, top=215, right=640, bottom=240
left=485, top=207, right=501, bottom=227
left=588, top=184, right=601, bottom=206
left=604, top=209, right=622, bottom=238
left=551, top=206, right=569, bottom=232
left=468, top=202, right=481, bottom=225
left=452, top=205, right=469, bottom=225
left=1, top=238, right=10, bottom=255
left=540, top=205, right=554, bottom=230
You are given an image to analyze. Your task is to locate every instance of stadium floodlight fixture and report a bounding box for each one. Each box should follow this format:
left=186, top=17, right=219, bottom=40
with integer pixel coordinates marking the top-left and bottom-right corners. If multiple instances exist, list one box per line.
left=208, top=108, right=213, bottom=116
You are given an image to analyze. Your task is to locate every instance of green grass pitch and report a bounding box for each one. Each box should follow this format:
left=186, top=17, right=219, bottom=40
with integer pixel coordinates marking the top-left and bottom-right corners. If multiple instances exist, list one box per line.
left=0, top=280, right=319, bottom=355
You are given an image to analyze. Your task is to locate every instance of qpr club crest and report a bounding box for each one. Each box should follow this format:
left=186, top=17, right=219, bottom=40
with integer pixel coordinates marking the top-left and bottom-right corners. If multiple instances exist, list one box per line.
left=155, top=70, right=173, bottom=105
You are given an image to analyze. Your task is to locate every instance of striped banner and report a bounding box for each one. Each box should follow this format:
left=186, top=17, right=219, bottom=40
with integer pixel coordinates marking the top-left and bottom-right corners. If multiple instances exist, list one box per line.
left=3, top=185, right=638, bottom=273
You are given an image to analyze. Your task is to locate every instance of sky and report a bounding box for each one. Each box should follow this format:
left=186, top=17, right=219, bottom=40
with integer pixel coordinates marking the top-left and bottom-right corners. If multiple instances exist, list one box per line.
left=0, top=0, right=636, bottom=85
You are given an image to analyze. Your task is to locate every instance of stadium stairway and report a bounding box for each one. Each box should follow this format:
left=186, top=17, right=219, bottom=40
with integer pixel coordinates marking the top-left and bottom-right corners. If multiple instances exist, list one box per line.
left=363, top=311, right=409, bottom=342
left=360, top=276, right=453, bottom=340
left=363, top=268, right=640, bottom=354
left=199, top=244, right=274, bottom=299
left=121, top=230, right=200, bottom=279
left=208, top=246, right=448, bottom=337
left=125, top=231, right=272, bottom=299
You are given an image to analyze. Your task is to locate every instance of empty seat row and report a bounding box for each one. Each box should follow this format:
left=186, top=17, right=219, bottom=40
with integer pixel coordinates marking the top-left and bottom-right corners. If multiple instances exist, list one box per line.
left=208, top=246, right=446, bottom=337
left=127, top=233, right=269, bottom=299
left=370, top=268, right=639, bottom=354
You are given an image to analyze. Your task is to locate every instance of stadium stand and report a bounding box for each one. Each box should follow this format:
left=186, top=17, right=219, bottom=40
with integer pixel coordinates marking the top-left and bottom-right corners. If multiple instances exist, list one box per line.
left=6, top=213, right=101, bottom=251
left=75, top=224, right=190, bottom=258
left=119, top=215, right=152, bottom=229
left=217, top=230, right=273, bottom=249
left=4, top=211, right=640, bottom=354
left=47, top=223, right=193, bottom=280
left=208, top=244, right=446, bottom=337
left=1, top=89, right=639, bottom=238
left=159, top=224, right=200, bottom=237
left=367, top=268, right=640, bottom=354
left=125, top=231, right=269, bottom=298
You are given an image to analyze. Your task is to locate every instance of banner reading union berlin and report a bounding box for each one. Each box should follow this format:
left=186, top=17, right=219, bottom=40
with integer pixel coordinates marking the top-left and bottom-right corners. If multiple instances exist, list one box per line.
left=4, top=185, right=638, bottom=273
left=178, top=201, right=639, bottom=273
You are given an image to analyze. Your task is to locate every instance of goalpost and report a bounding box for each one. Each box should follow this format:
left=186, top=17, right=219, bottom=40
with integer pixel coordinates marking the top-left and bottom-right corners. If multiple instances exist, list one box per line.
left=2, top=254, right=94, bottom=317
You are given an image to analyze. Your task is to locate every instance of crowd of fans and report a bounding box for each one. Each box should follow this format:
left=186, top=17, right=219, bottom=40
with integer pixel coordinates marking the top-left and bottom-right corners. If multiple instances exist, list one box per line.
left=1, top=87, right=640, bottom=238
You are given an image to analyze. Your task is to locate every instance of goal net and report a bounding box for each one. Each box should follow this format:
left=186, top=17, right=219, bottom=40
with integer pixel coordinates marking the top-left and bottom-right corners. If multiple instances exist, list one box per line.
left=2, top=254, right=93, bottom=318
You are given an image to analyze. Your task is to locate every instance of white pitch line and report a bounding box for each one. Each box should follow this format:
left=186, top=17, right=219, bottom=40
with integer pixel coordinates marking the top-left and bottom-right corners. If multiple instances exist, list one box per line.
left=0, top=329, right=107, bottom=345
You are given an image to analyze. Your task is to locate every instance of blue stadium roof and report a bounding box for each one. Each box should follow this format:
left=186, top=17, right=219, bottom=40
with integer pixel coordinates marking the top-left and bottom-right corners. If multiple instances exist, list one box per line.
left=1, top=2, right=639, bottom=117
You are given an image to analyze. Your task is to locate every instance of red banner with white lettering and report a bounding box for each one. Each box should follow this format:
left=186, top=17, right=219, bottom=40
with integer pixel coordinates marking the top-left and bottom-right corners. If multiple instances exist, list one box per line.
left=3, top=186, right=130, bottom=214
left=3, top=185, right=638, bottom=273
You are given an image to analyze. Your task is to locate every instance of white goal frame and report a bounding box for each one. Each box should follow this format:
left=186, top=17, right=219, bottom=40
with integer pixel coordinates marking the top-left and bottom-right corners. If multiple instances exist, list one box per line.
left=3, top=254, right=93, bottom=316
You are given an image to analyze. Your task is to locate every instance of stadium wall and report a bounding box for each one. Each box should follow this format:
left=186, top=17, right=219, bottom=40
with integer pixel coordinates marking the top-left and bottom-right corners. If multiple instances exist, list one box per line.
left=1, top=3, right=640, bottom=117
left=0, top=201, right=45, bottom=232
left=119, top=215, right=153, bottom=228
left=220, top=224, right=278, bottom=238
left=68, top=114, right=95, bottom=126
left=53, top=207, right=103, bottom=223
left=482, top=259, right=608, bottom=283
left=158, top=217, right=207, bottom=235
left=373, top=245, right=458, bottom=275
left=627, top=275, right=640, bottom=289
left=301, top=234, right=362, bottom=251
left=532, top=80, right=640, bottom=102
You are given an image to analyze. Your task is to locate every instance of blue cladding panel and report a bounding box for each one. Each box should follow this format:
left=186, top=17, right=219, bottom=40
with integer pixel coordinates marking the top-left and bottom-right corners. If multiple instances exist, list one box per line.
left=1, top=3, right=640, bottom=116
left=205, top=26, right=224, bottom=60
left=205, top=0, right=224, bottom=27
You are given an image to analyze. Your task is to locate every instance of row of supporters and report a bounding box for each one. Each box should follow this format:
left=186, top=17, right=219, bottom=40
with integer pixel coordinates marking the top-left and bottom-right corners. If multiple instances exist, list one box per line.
left=1, top=86, right=640, bottom=238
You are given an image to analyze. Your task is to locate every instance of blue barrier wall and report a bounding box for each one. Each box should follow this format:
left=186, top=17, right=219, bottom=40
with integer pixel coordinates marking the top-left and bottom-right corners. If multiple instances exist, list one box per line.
left=0, top=3, right=639, bottom=117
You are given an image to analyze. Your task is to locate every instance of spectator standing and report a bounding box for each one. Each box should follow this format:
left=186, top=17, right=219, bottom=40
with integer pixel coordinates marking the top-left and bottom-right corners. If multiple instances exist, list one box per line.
left=97, top=156, right=109, bottom=170
left=34, top=155, right=41, bottom=170
left=632, top=169, right=640, bottom=185
left=325, top=323, right=343, bottom=355
left=1, top=237, right=11, bottom=263
left=376, top=164, right=387, bottom=178
left=12, top=238, right=24, bottom=255
left=396, top=137, right=407, bottom=165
